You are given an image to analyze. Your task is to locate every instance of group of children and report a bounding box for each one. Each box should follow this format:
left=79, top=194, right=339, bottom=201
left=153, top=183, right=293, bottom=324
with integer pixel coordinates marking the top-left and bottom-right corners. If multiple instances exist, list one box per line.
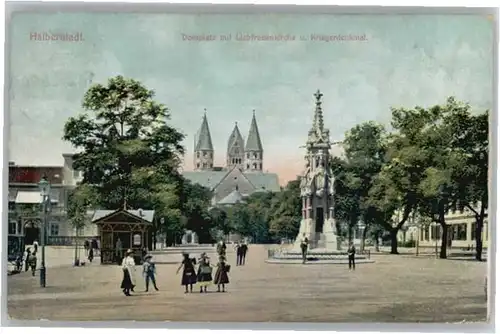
left=176, top=252, right=230, bottom=293
left=119, top=248, right=231, bottom=296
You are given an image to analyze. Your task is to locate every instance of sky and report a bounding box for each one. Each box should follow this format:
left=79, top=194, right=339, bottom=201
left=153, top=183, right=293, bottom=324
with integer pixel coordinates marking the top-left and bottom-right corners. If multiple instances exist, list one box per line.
left=8, top=13, right=494, bottom=184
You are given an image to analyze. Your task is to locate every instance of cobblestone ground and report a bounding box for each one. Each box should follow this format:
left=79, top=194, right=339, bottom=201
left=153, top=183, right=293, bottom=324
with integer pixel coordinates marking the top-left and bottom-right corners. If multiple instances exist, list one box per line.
left=7, top=246, right=487, bottom=322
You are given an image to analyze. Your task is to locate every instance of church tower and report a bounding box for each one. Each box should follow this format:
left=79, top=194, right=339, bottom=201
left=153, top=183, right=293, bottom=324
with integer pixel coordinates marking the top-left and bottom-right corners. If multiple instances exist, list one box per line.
left=194, top=110, right=214, bottom=171
left=294, top=90, right=338, bottom=250
left=244, top=110, right=264, bottom=172
left=226, top=122, right=245, bottom=169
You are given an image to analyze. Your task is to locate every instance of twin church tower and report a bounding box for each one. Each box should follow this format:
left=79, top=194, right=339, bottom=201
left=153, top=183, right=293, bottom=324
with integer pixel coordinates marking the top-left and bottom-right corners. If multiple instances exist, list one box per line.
left=193, top=110, right=264, bottom=172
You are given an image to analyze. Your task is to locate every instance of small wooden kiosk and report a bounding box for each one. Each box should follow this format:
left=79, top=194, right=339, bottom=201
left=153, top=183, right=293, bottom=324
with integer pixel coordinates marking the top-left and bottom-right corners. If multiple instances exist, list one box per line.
left=91, top=209, right=155, bottom=265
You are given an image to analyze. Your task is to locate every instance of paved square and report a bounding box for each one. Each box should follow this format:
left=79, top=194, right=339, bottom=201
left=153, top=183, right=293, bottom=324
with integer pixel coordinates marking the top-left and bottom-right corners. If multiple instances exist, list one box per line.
left=7, top=246, right=487, bottom=322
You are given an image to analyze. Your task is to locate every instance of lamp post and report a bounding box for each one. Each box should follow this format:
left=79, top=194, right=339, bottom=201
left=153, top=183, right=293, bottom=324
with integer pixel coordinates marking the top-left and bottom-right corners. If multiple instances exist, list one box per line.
left=38, top=176, right=50, bottom=288
left=357, top=221, right=366, bottom=252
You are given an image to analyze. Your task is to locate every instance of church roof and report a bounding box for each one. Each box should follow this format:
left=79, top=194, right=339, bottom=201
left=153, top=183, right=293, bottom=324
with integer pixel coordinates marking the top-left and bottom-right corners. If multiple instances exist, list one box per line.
left=245, top=110, right=263, bottom=151
left=183, top=170, right=280, bottom=192
left=227, top=122, right=245, bottom=152
left=194, top=112, right=214, bottom=151
left=217, top=189, right=244, bottom=205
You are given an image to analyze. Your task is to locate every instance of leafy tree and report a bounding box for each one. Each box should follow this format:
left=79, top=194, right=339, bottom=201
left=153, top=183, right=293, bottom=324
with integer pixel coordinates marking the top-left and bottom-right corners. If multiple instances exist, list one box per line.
left=445, top=107, right=488, bottom=261
left=67, top=184, right=99, bottom=262
left=180, top=181, right=213, bottom=244
left=332, top=121, right=388, bottom=250
left=62, top=75, right=185, bottom=211
left=268, top=179, right=301, bottom=241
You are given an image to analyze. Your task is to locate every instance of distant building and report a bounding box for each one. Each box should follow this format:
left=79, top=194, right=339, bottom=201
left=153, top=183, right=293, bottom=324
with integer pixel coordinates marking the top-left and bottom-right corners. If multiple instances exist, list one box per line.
left=7, top=156, right=95, bottom=252
left=183, top=110, right=281, bottom=206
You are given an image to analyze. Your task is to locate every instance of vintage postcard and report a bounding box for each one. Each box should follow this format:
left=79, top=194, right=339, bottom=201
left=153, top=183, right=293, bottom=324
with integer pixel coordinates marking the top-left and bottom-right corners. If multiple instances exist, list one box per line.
left=4, top=5, right=496, bottom=325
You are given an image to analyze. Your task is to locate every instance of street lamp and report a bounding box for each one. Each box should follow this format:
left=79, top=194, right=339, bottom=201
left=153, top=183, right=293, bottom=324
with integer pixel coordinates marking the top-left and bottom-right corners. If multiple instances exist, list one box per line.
left=38, top=176, right=50, bottom=288
left=357, top=221, right=366, bottom=252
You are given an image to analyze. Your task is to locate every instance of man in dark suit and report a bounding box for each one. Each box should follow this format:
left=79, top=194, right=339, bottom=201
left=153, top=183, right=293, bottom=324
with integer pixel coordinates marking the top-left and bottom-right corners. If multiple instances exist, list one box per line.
left=347, top=242, right=356, bottom=270
left=240, top=242, right=248, bottom=265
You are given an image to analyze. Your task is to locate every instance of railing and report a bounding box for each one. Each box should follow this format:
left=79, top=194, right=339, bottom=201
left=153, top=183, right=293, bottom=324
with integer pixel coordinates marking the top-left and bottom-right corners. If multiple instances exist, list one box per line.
left=47, top=236, right=98, bottom=246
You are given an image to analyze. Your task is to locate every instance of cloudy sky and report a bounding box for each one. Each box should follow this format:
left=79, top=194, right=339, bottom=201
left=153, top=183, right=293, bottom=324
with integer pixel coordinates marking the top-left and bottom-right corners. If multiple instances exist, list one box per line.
left=8, top=13, right=494, bottom=183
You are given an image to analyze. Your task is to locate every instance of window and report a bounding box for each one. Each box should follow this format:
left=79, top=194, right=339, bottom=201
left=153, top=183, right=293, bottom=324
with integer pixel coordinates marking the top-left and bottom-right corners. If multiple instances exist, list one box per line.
left=259, top=163, right=262, bottom=170
left=50, top=223, right=60, bottom=236
left=431, top=225, right=442, bottom=240
left=73, top=170, right=80, bottom=178
left=247, top=153, right=250, bottom=159
left=253, top=163, right=257, bottom=169
left=196, top=152, right=200, bottom=158
left=253, top=153, right=258, bottom=159
left=246, top=164, right=250, bottom=169
left=424, top=226, right=429, bottom=241
left=453, top=223, right=467, bottom=241
left=9, top=221, right=16, bottom=235
left=203, top=151, right=207, bottom=157
left=210, top=164, right=213, bottom=168
left=196, top=163, right=200, bottom=169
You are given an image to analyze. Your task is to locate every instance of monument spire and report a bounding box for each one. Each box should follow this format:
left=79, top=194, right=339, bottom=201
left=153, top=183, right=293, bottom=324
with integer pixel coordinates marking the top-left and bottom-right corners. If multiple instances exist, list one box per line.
left=313, top=90, right=324, bottom=134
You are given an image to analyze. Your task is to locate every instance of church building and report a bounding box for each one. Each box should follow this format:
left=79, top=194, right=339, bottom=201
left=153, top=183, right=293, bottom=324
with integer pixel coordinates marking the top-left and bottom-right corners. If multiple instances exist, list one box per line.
left=183, top=110, right=281, bottom=205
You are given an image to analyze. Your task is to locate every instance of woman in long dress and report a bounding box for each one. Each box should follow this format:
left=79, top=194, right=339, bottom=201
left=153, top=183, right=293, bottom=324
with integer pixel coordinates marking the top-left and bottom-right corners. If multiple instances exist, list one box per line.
left=213, top=255, right=230, bottom=292
left=120, top=249, right=136, bottom=296
left=197, top=253, right=213, bottom=293
left=176, top=253, right=197, bottom=293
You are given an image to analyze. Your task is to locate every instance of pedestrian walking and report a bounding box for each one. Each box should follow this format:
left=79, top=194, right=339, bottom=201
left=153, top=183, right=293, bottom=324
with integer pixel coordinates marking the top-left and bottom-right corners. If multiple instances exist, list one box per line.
left=120, top=249, right=136, bottom=296
left=347, top=242, right=356, bottom=270
left=176, top=253, right=197, bottom=293
left=235, top=242, right=242, bottom=266
left=28, top=252, right=37, bottom=276
left=24, top=248, right=31, bottom=272
left=213, top=255, right=230, bottom=292
left=197, top=252, right=213, bottom=293
left=216, top=240, right=227, bottom=257
left=143, top=254, right=159, bottom=292
left=33, top=240, right=39, bottom=254
left=88, top=247, right=94, bottom=263
left=240, top=241, right=248, bottom=265
left=84, top=239, right=90, bottom=256
left=300, top=233, right=309, bottom=264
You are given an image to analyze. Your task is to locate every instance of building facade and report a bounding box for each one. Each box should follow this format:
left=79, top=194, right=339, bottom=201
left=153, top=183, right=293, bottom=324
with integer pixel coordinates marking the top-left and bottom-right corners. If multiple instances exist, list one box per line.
left=395, top=207, right=488, bottom=249
left=184, top=110, right=280, bottom=205
left=7, top=155, right=96, bottom=252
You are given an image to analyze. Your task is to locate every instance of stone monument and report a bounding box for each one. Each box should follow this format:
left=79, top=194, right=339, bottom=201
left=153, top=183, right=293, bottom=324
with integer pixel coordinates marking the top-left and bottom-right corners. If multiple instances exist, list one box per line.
left=293, top=89, right=339, bottom=251
left=266, top=90, right=373, bottom=265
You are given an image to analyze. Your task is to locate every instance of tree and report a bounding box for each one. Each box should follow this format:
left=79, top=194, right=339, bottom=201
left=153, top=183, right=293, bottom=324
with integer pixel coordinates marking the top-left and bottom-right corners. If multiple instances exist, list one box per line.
left=62, top=75, right=185, bottom=211
left=332, top=122, right=388, bottom=249
left=445, top=107, right=488, bottom=261
left=180, top=181, right=213, bottom=244
left=67, top=184, right=99, bottom=263
left=268, top=179, right=301, bottom=241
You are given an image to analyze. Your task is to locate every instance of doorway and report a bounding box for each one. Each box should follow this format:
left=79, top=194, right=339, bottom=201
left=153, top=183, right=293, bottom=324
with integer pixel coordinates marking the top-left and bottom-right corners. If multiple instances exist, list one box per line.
left=315, top=207, right=324, bottom=233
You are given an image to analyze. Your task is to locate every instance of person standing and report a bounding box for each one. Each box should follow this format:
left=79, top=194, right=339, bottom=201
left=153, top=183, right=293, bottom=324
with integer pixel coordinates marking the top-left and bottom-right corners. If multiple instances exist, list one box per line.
left=347, top=242, right=356, bottom=271
left=115, top=238, right=123, bottom=263
left=300, top=233, right=309, bottom=264
left=24, top=248, right=31, bottom=272
left=120, top=249, right=136, bottom=296
left=197, top=253, right=213, bottom=293
left=235, top=242, right=242, bottom=266
left=240, top=241, right=248, bottom=266
left=28, top=251, right=37, bottom=276
left=143, top=254, right=159, bottom=292
left=84, top=239, right=90, bottom=256
left=91, top=238, right=98, bottom=257
left=213, top=255, right=230, bottom=292
left=216, top=240, right=227, bottom=257
left=33, top=240, right=39, bottom=254
left=88, top=247, right=94, bottom=263
left=176, top=253, right=197, bottom=293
